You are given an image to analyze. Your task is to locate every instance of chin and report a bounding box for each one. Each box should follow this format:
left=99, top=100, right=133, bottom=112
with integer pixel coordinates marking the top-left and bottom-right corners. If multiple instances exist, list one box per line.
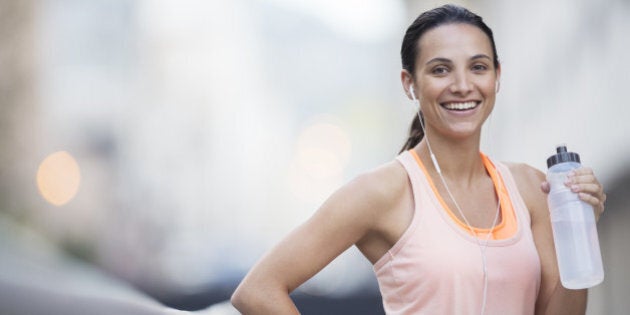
left=443, top=124, right=483, bottom=139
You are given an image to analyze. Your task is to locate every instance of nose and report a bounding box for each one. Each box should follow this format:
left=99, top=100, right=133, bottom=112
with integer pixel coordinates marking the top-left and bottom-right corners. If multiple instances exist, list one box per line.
left=449, top=70, right=473, bottom=95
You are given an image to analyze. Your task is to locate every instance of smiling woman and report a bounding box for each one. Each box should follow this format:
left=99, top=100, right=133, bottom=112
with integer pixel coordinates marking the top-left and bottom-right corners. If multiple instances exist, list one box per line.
left=402, top=23, right=499, bottom=142
left=231, top=4, right=607, bottom=315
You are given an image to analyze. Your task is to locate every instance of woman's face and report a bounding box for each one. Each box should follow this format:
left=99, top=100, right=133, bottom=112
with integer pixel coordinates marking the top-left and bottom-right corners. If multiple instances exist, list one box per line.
left=406, top=23, right=500, bottom=140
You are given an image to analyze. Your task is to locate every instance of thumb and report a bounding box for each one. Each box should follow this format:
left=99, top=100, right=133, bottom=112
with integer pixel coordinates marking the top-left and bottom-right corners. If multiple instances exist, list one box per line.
left=540, top=181, right=550, bottom=194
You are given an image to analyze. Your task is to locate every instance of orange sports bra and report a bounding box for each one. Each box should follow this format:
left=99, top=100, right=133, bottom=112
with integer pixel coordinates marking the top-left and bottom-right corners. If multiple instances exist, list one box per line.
left=409, top=150, right=517, bottom=240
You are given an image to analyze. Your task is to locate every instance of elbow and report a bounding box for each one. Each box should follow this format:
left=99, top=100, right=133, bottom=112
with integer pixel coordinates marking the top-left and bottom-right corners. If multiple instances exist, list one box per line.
left=230, top=284, right=249, bottom=312
left=231, top=281, right=263, bottom=313
left=232, top=279, right=294, bottom=314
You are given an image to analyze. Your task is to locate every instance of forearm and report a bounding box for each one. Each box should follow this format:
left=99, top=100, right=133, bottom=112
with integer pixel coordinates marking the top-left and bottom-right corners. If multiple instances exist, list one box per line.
left=537, top=281, right=587, bottom=315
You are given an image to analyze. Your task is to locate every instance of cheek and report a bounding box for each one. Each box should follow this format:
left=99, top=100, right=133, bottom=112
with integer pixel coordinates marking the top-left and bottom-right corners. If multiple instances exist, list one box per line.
left=419, top=80, right=450, bottom=100
left=477, top=80, right=497, bottom=96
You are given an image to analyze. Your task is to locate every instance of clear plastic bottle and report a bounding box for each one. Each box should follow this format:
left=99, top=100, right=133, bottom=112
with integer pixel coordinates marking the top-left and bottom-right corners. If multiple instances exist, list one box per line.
left=546, top=145, right=604, bottom=289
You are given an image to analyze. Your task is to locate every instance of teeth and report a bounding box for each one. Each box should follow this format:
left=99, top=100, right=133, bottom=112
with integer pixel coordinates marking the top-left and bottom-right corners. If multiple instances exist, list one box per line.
left=443, top=101, right=477, bottom=110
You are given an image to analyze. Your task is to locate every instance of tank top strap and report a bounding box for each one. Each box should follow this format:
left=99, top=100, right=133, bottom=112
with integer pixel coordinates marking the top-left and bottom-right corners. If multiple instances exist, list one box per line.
left=491, top=160, right=533, bottom=228
left=395, top=150, right=425, bottom=191
left=372, top=151, right=430, bottom=267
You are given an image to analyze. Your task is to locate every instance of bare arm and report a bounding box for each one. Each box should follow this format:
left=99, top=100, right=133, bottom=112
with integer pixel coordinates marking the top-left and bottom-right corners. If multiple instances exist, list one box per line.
left=231, top=165, right=405, bottom=314
left=511, top=164, right=605, bottom=315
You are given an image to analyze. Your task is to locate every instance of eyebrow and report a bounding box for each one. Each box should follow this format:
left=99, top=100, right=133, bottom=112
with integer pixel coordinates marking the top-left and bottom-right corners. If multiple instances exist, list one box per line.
left=425, top=54, right=492, bottom=65
left=471, top=54, right=492, bottom=61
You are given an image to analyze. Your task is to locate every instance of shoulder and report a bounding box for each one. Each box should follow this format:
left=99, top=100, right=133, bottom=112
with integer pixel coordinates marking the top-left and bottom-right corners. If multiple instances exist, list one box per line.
left=340, top=158, right=414, bottom=259
left=342, top=159, right=409, bottom=212
left=504, top=162, right=545, bottom=187
left=503, top=162, right=547, bottom=220
left=310, top=157, right=411, bottom=241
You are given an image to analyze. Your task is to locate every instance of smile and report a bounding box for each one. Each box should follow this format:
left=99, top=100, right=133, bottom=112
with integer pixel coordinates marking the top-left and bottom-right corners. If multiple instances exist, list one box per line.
left=440, top=101, right=480, bottom=111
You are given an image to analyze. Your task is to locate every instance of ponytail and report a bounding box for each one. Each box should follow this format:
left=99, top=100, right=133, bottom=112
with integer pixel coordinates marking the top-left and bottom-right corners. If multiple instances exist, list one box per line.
left=398, top=111, right=424, bottom=154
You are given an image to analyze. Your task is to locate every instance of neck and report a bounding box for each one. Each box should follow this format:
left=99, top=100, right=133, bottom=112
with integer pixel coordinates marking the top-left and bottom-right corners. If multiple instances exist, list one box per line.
left=413, top=132, right=486, bottom=184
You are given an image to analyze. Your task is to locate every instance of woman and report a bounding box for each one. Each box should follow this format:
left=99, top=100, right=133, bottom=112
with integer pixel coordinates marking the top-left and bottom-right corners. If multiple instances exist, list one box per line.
left=231, top=4, right=606, bottom=314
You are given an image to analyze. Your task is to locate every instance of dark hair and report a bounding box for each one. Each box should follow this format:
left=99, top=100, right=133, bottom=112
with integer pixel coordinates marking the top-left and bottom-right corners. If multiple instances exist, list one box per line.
left=399, top=4, right=499, bottom=153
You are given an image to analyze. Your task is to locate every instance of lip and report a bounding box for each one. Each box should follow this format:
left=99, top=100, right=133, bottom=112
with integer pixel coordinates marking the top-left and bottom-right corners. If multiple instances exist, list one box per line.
left=439, top=100, right=482, bottom=113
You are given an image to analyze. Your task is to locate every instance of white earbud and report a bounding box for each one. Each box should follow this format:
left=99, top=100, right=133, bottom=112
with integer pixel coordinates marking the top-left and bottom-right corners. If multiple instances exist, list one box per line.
left=409, top=85, right=420, bottom=109
left=495, top=80, right=500, bottom=93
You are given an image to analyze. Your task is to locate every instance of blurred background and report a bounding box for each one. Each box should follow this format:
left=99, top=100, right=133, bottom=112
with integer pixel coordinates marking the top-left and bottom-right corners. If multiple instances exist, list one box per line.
left=0, top=0, right=628, bottom=314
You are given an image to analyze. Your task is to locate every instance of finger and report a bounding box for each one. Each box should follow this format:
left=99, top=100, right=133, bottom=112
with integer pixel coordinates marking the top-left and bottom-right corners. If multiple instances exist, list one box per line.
left=569, top=166, right=594, bottom=177
left=578, top=192, right=605, bottom=220
left=566, top=170, right=599, bottom=184
left=569, top=167, right=606, bottom=221
left=578, top=191, right=598, bottom=203
left=571, top=184, right=606, bottom=212
left=568, top=183, right=604, bottom=197
left=578, top=192, right=604, bottom=210
left=540, top=181, right=550, bottom=194
left=565, top=173, right=603, bottom=197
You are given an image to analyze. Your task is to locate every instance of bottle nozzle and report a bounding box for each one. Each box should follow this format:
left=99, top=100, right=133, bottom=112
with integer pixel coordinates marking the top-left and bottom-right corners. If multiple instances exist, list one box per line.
left=548, top=144, right=580, bottom=168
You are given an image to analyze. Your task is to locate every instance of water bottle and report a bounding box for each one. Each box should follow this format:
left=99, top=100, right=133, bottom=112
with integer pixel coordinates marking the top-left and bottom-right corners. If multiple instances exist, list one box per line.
left=546, top=145, right=604, bottom=289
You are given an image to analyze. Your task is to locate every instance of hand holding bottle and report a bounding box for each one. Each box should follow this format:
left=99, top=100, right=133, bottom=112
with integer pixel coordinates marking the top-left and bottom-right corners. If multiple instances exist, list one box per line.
left=540, top=167, right=606, bottom=221
left=542, top=145, right=605, bottom=289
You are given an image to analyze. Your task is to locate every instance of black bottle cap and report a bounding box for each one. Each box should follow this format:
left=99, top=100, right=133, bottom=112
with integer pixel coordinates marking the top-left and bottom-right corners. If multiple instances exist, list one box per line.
left=547, top=145, right=581, bottom=168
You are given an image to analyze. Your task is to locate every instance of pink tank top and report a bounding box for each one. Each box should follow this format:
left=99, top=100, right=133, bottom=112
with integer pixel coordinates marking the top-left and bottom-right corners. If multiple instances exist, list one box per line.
left=373, top=151, right=541, bottom=315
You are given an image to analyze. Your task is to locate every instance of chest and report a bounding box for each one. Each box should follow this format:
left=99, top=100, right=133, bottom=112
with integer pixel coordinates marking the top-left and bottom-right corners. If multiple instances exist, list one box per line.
left=432, top=176, right=501, bottom=229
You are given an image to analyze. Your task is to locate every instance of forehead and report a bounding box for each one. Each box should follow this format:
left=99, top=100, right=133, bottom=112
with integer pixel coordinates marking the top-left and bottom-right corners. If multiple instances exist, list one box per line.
left=417, top=23, right=493, bottom=64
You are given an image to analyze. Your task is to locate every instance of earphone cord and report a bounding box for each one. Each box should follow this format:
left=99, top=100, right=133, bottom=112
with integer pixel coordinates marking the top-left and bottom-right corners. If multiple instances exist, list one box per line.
left=415, top=108, right=501, bottom=315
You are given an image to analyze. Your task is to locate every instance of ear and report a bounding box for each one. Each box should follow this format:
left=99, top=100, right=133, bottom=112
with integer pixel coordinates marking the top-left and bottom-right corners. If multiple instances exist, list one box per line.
left=401, top=69, right=415, bottom=100
left=495, top=63, right=502, bottom=93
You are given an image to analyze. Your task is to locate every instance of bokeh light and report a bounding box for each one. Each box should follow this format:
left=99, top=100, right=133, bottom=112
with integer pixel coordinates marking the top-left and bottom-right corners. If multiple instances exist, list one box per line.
left=295, top=118, right=352, bottom=180
left=36, top=151, right=81, bottom=206
left=288, top=116, right=353, bottom=205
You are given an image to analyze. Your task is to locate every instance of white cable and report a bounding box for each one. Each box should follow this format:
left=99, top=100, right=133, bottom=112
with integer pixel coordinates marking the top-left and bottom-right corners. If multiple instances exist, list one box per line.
left=413, top=105, right=501, bottom=315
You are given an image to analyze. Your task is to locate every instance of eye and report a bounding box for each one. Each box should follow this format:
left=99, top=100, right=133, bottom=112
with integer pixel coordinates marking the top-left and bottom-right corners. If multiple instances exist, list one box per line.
left=471, top=63, right=488, bottom=72
left=431, top=65, right=450, bottom=75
